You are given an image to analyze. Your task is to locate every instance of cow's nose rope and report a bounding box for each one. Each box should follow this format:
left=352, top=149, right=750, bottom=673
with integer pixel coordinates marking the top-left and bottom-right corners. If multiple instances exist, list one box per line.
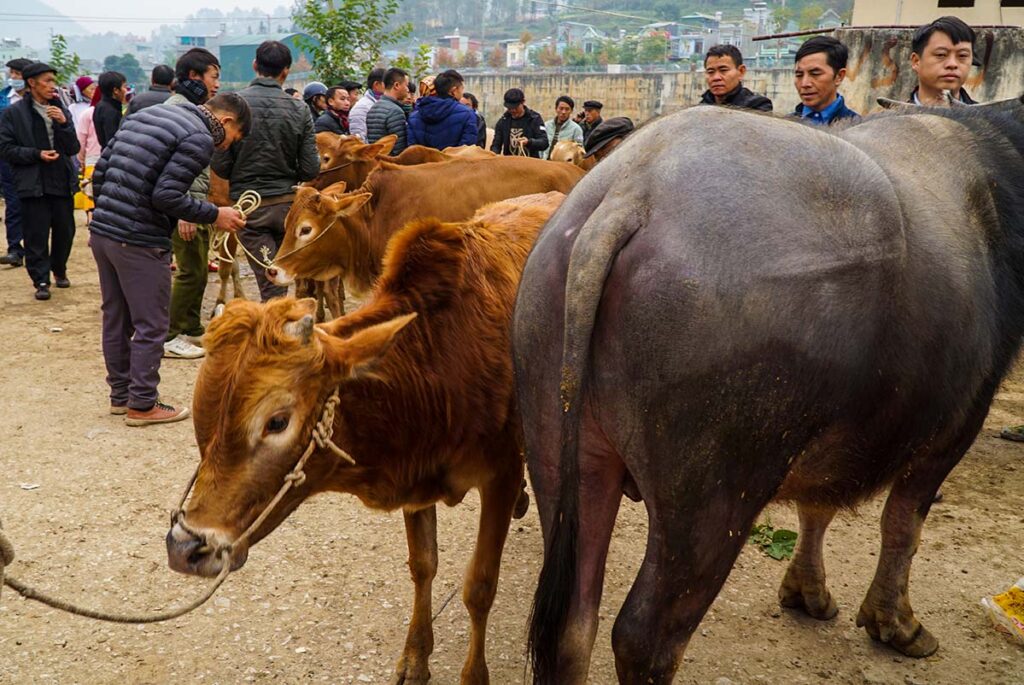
left=0, top=387, right=355, bottom=623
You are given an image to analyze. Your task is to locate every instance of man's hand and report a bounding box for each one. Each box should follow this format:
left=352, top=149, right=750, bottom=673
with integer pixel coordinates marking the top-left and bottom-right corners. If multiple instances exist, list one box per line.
left=39, top=150, right=59, bottom=162
left=46, top=106, right=66, bottom=125
left=178, top=221, right=197, bottom=242
left=214, top=206, right=246, bottom=232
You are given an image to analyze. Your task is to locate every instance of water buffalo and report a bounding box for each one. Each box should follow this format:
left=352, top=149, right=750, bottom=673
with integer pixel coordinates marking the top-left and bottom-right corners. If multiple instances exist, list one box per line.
left=513, top=98, right=1024, bottom=683
left=167, top=193, right=565, bottom=684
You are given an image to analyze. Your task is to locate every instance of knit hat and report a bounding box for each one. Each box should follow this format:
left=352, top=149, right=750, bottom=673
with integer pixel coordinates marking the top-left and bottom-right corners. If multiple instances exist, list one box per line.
left=75, top=76, right=94, bottom=94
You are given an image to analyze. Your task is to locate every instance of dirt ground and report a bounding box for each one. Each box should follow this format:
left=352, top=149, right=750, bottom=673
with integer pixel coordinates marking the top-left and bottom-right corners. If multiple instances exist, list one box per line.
left=1, top=215, right=1022, bottom=685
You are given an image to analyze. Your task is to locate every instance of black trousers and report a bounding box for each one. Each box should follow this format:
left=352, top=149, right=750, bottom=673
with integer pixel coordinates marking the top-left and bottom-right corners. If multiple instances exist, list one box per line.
left=20, top=194, right=75, bottom=287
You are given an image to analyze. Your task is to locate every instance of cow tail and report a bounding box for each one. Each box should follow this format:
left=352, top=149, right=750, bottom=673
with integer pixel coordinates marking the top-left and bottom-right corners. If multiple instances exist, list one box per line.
left=528, top=210, right=641, bottom=683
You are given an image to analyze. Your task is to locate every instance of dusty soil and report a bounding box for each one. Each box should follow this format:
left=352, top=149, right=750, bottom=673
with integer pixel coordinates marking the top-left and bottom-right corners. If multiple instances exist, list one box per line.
left=1, top=216, right=1022, bottom=684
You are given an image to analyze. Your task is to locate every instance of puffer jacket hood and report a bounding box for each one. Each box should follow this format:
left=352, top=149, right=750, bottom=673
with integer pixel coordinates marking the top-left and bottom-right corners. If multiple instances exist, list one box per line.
left=406, top=96, right=478, bottom=151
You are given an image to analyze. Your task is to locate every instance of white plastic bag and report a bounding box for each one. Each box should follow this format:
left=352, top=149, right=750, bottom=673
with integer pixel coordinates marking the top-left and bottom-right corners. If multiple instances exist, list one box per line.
left=981, top=577, right=1024, bottom=646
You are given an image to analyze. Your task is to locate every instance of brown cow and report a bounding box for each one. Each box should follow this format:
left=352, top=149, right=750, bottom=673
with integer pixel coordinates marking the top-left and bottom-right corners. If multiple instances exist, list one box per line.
left=549, top=140, right=596, bottom=171
left=166, top=192, right=565, bottom=684
left=268, top=157, right=585, bottom=293
left=442, top=145, right=496, bottom=160
left=312, top=133, right=449, bottom=191
left=207, top=171, right=247, bottom=312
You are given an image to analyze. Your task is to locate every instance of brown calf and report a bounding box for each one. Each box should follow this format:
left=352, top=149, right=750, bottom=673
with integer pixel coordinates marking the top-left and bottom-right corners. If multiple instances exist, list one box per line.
left=312, top=133, right=450, bottom=192
left=269, top=156, right=585, bottom=294
left=166, top=192, right=565, bottom=684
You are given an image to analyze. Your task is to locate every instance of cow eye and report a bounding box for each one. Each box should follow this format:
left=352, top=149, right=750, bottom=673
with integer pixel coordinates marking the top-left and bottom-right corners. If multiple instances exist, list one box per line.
left=265, top=415, right=290, bottom=434
left=299, top=226, right=313, bottom=237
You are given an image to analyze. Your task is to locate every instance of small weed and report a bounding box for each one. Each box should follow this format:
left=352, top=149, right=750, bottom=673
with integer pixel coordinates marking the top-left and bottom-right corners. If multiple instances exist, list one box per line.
left=749, top=521, right=798, bottom=561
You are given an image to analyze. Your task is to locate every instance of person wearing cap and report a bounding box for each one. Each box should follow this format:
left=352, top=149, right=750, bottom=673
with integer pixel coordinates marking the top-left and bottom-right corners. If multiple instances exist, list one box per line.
left=543, top=95, right=584, bottom=160
left=315, top=85, right=350, bottom=135
left=908, top=16, right=978, bottom=106
left=792, top=36, right=859, bottom=126
left=68, top=76, right=96, bottom=127
left=0, top=58, right=32, bottom=267
left=700, top=45, right=772, bottom=112
left=128, top=65, right=174, bottom=114
left=0, top=62, right=80, bottom=300
left=576, top=100, right=604, bottom=144
left=303, top=81, right=328, bottom=121
left=490, top=88, right=547, bottom=158
left=583, top=116, right=634, bottom=165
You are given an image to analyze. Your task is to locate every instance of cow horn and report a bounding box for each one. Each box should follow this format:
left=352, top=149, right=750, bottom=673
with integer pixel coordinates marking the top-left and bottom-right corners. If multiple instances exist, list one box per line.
left=285, top=314, right=315, bottom=345
left=877, top=97, right=915, bottom=110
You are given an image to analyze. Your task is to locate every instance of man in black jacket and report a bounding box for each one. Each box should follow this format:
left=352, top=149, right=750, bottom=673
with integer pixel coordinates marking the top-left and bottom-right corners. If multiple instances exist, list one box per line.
left=90, top=93, right=249, bottom=426
left=128, top=65, right=174, bottom=114
left=490, top=88, right=547, bottom=158
left=699, top=45, right=773, bottom=112
left=0, top=62, right=80, bottom=300
left=93, top=70, right=127, bottom=149
left=366, top=67, right=410, bottom=154
left=460, top=92, right=487, bottom=148
left=211, top=40, right=319, bottom=301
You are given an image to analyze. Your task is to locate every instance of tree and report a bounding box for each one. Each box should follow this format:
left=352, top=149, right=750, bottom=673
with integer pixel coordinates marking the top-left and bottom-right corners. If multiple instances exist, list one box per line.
left=486, top=46, right=506, bottom=69
left=459, top=50, right=481, bottom=68
left=637, top=35, right=669, bottom=64
left=412, top=43, right=432, bottom=82
left=799, top=4, right=827, bottom=29
left=435, top=47, right=455, bottom=69
left=537, top=45, right=562, bottom=67
left=102, top=54, right=146, bottom=87
left=520, top=31, right=533, bottom=46
left=49, top=34, right=80, bottom=85
left=294, top=0, right=412, bottom=84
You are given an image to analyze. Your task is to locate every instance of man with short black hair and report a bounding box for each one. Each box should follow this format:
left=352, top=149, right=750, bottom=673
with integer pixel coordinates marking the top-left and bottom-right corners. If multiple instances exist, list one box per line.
left=93, top=71, right=127, bottom=148
left=366, top=67, right=410, bottom=154
left=0, top=61, right=80, bottom=300
left=128, top=65, right=174, bottom=114
left=908, top=16, right=977, bottom=106
left=490, top=88, right=547, bottom=158
left=315, top=86, right=350, bottom=134
left=341, top=80, right=361, bottom=102
left=350, top=67, right=386, bottom=142
left=544, top=95, right=584, bottom=159
left=407, top=69, right=477, bottom=150
left=0, top=57, right=32, bottom=266
left=700, top=45, right=772, bottom=111
left=577, top=100, right=603, bottom=143
left=211, top=40, right=319, bottom=302
left=460, top=91, right=487, bottom=148
left=91, top=92, right=249, bottom=425
left=793, top=36, right=859, bottom=125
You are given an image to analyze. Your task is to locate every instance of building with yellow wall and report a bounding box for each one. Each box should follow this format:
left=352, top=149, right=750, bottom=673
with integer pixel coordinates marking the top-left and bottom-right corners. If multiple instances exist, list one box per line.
left=852, top=0, right=1024, bottom=25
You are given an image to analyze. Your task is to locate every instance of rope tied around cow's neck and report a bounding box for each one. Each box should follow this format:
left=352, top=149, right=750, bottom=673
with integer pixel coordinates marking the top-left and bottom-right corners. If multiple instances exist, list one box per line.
left=1, top=386, right=354, bottom=623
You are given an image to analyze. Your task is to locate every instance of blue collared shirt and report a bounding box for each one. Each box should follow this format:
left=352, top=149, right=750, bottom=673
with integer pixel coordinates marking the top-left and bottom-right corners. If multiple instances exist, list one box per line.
left=797, top=95, right=859, bottom=126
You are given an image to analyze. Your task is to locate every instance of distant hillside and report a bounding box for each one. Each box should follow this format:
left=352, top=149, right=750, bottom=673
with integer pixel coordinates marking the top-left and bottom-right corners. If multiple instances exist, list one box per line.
left=4, top=0, right=87, bottom=53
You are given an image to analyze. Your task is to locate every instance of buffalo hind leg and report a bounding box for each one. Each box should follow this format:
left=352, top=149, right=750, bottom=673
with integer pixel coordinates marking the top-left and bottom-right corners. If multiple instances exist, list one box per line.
left=459, top=459, right=522, bottom=684
left=856, top=407, right=988, bottom=658
left=392, top=505, right=438, bottom=685
left=779, top=504, right=839, bottom=619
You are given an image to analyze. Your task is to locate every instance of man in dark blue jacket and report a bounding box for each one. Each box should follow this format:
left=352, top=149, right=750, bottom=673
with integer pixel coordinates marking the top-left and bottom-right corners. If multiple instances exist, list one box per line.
left=89, top=93, right=249, bottom=426
left=407, top=69, right=478, bottom=150
left=0, top=62, right=79, bottom=299
left=792, top=36, right=859, bottom=125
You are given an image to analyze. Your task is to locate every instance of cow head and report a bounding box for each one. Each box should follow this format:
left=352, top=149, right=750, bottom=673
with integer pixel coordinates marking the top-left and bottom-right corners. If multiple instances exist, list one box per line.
left=549, top=140, right=584, bottom=165
left=268, top=183, right=373, bottom=286
left=166, top=297, right=415, bottom=577
left=317, top=132, right=396, bottom=172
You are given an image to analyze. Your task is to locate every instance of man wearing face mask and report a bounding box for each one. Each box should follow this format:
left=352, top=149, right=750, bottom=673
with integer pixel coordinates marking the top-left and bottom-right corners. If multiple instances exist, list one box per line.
left=0, top=62, right=80, bottom=299
left=89, top=92, right=250, bottom=426
left=0, top=58, right=31, bottom=267
left=161, top=47, right=223, bottom=360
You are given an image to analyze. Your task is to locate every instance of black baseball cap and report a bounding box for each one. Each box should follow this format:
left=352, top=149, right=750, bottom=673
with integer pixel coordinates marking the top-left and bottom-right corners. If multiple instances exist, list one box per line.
left=503, top=88, right=525, bottom=107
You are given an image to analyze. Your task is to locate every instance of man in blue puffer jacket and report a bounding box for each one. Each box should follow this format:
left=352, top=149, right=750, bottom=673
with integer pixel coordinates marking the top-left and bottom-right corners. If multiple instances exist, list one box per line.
left=407, top=69, right=478, bottom=151
left=89, top=93, right=249, bottom=426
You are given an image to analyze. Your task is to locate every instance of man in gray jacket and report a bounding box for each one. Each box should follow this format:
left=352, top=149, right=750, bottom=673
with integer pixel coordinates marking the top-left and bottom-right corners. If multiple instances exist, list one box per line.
left=366, top=67, right=409, bottom=155
left=211, top=40, right=319, bottom=301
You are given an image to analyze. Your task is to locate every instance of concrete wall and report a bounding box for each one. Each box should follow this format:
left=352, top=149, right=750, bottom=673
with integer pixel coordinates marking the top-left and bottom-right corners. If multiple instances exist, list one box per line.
left=464, top=27, right=1024, bottom=127
left=852, top=0, right=1024, bottom=26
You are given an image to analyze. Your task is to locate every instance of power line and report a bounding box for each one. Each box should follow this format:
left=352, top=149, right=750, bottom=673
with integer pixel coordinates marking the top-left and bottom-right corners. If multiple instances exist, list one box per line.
left=0, top=12, right=294, bottom=24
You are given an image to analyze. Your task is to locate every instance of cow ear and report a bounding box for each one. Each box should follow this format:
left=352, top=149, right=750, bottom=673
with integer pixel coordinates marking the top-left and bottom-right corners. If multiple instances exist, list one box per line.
left=320, top=181, right=348, bottom=200
left=357, top=135, right=397, bottom=159
left=322, top=191, right=372, bottom=218
left=321, top=313, right=417, bottom=379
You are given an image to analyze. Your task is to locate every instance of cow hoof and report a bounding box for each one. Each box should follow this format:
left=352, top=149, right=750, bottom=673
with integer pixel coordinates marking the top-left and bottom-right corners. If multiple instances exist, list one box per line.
left=513, top=486, right=530, bottom=520
left=391, top=669, right=430, bottom=685
left=779, top=583, right=839, bottom=620
left=855, top=606, right=939, bottom=658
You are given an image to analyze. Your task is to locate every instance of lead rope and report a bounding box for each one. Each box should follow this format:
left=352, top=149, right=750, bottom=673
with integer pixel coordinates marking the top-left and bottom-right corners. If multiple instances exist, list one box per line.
left=210, top=190, right=273, bottom=268
left=0, top=388, right=352, bottom=623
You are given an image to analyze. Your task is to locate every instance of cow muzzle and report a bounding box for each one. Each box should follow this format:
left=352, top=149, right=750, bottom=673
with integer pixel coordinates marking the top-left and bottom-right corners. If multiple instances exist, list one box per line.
left=166, top=520, right=249, bottom=577
left=266, top=265, right=294, bottom=286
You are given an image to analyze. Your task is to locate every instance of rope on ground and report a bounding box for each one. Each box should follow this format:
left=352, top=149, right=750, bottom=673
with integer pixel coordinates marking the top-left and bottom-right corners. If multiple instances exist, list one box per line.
left=433, top=586, right=460, bottom=622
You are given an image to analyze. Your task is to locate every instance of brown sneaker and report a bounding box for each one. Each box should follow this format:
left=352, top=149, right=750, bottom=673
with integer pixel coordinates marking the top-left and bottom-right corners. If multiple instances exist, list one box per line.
left=125, top=401, right=191, bottom=427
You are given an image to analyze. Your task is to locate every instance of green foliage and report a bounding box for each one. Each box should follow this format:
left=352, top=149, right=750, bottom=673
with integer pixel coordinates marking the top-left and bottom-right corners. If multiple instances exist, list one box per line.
left=537, top=45, right=562, bottom=67
left=49, top=34, right=80, bottom=85
left=637, top=34, right=669, bottom=63
left=294, top=0, right=412, bottom=85
left=749, top=521, right=798, bottom=561
left=102, top=54, right=146, bottom=87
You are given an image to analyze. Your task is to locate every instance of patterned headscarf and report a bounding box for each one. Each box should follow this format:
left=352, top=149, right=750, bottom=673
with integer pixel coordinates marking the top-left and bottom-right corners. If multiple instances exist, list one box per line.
left=197, top=105, right=226, bottom=147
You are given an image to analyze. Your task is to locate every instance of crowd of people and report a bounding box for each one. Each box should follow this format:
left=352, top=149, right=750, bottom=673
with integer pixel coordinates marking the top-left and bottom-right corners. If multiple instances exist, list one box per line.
left=0, top=15, right=984, bottom=427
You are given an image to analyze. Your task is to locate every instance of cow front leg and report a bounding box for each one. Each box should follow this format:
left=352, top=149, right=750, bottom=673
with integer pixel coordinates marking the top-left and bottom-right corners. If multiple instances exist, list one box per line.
left=229, top=258, right=246, bottom=300
left=392, top=505, right=438, bottom=685
left=460, top=465, right=522, bottom=684
left=779, top=504, right=838, bottom=619
left=323, top=276, right=346, bottom=320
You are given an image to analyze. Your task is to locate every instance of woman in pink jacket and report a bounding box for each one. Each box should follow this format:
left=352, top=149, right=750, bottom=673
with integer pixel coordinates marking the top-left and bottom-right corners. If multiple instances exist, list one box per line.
left=76, top=94, right=102, bottom=224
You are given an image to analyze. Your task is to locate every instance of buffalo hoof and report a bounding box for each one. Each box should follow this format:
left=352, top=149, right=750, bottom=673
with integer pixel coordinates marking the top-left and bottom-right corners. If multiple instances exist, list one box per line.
left=779, top=585, right=839, bottom=620
left=855, top=606, right=939, bottom=658
left=513, top=480, right=530, bottom=520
